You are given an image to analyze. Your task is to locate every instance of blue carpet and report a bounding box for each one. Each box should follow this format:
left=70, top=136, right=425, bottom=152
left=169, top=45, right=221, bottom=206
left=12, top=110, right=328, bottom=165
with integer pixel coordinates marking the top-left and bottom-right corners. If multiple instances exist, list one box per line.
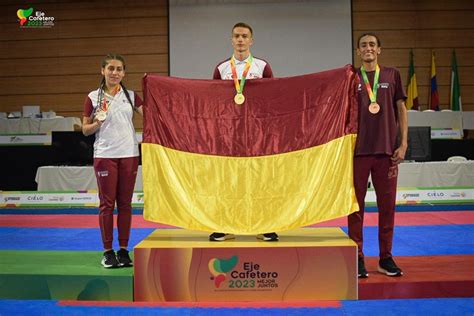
left=0, top=298, right=473, bottom=316
left=0, top=226, right=473, bottom=256
left=387, top=204, right=474, bottom=212
left=342, top=298, right=474, bottom=315
left=0, top=227, right=154, bottom=251
left=341, top=225, right=474, bottom=256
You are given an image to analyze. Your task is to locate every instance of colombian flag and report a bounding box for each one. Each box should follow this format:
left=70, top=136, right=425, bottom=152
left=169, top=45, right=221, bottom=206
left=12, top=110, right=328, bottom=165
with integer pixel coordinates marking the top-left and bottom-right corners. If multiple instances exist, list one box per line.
left=141, top=65, right=359, bottom=234
left=430, top=51, right=440, bottom=111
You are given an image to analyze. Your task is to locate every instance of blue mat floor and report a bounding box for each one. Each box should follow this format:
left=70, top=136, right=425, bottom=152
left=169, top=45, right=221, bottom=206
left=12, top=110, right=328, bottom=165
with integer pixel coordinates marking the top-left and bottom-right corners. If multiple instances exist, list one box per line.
left=1, top=225, right=473, bottom=256
left=0, top=298, right=473, bottom=316
left=2, top=205, right=473, bottom=315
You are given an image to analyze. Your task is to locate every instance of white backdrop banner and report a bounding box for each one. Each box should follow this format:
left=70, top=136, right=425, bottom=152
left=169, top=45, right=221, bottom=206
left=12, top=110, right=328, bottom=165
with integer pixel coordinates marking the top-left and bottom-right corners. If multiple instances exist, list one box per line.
left=1, top=189, right=472, bottom=208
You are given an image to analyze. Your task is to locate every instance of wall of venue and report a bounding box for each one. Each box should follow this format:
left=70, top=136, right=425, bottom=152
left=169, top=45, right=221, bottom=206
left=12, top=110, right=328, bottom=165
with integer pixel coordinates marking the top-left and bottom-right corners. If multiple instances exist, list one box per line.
left=0, top=0, right=168, bottom=130
left=0, top=0, right=473, bottom=131
left=352, top=0, right=474, bottom=113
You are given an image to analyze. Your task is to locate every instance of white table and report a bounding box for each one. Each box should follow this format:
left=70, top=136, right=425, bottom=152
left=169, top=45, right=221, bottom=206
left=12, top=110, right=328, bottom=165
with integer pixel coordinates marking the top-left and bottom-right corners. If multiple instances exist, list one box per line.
left=36, top=166, right=143, bottom=191
left=462, top=112, right=474, bottom=130
left=397, top=161, right=474, bottom=187
left=407, top=111, right=474, bottom=139
left=408, top=111, right=463, bottom=129
left=0, top=117, right=81, bottom=134
left=36, top=162, right=473, bottom=192
left=408, top=111, right=474, bottom=130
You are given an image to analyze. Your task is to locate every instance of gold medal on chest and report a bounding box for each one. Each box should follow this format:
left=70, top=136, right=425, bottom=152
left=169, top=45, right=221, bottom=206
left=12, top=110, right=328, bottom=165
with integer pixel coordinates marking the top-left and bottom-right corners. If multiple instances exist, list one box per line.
left=234, top=93, right=245, bottom=105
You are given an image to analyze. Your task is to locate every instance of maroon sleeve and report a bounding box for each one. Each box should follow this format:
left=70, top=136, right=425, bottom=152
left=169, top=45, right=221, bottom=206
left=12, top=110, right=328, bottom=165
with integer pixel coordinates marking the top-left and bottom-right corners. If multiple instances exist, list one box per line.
left=134, top=93, right=143, bottom=107
left=212, top=66, right=222, bottom=79
left=394, top=69, right=407, bottom=102
left=83, top=96, right=93, bottom=117
left=263, top=63, right=274, bottom=78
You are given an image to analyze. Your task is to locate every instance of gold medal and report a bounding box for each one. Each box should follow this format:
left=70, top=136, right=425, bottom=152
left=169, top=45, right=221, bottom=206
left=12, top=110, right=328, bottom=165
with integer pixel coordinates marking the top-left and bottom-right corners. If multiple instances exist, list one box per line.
left=231, top=55, right=252, bottom=106
left=95, top=111, right=107, bottom=121
left=369, top=102, right=380, bottom=114
left=234, top=93, right=245, bottom=105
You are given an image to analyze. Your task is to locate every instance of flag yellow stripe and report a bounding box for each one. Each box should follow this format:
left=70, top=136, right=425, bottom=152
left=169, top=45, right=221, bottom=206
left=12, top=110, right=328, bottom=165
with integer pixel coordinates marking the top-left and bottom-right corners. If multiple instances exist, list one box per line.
left=142, top=134, right=358, bottom=234
left=407, top=73, right=418, bottom=109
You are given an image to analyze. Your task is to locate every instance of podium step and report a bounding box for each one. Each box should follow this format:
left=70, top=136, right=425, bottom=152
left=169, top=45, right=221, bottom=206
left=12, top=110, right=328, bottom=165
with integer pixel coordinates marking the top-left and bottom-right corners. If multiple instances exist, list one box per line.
left=0, top=250, right=133, bottom=301
left=359, top=255, right=474, bottom=299
left=134, top=227, right=358, bottom=301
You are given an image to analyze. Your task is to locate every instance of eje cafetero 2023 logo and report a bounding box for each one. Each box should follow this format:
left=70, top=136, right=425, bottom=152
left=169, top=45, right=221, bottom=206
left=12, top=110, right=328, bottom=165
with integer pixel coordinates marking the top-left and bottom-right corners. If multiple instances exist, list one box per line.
left=17, top=7, right=55, bottom=28
left=208, top=256, right=279, bottom=290
left=208, top=255, right=238, bottom=288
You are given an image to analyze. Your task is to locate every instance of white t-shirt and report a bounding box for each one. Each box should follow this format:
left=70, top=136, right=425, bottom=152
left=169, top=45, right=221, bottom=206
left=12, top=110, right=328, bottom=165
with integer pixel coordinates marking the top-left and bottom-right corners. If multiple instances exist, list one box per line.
left=213, top=55, right=273, bottom=80
left=83, top=87, right=142, bottom=158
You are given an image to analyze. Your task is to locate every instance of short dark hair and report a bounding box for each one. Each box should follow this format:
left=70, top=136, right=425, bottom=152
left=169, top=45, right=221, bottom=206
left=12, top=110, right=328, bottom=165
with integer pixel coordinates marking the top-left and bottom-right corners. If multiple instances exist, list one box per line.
left=232, top=22, right=253, bottom=36
left=357, top=33, right=381, bottom=48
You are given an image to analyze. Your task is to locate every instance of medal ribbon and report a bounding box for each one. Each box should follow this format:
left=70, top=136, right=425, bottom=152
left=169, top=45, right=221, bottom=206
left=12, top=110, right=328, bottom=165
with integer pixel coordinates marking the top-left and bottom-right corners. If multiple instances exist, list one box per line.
left=101, top=95, right=108, bottom=112
left=101, top=85, right=121, bottom=112
left=230, top=54, right=253, bottom=95
left=360, top=64, right=380, bottom=103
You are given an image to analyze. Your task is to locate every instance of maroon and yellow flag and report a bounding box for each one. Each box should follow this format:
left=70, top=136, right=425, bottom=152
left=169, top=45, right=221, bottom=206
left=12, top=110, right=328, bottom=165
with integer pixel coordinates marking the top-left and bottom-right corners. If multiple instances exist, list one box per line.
left=142, top=65, right=359, bottom=234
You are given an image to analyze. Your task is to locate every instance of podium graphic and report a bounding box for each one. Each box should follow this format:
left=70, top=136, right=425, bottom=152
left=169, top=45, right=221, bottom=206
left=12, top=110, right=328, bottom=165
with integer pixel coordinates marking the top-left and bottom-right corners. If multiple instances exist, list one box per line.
left=134, top=228, right=357, bottom=301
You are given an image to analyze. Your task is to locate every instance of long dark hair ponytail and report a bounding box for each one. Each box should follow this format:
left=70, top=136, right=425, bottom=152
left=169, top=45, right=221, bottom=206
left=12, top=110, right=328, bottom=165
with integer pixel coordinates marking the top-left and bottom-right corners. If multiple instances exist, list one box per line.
left=97, top=53, right=137, bottom=113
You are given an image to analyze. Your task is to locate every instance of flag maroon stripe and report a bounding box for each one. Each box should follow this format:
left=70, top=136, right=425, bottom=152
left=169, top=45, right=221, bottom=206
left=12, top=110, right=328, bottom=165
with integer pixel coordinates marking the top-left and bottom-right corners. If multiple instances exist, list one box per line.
left=143, top=66, right=358, bottom=157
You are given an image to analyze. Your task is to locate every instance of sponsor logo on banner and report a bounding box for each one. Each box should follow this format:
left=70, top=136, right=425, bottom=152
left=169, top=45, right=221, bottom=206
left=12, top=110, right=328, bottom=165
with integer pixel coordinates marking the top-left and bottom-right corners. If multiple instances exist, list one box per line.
left=402, top=193, right=420, bottom=200
left=421, top=190, right=452, bottom=200
left=431, top=129, right=462, bottom=139
left=4, top=196, right=20, bottom=202
left=450, top=192, right=466, bottom=198
left=132, top=193, right=145, bottom=205
left=0, top=134, right=51, bottom=146
left=209, top=256, right=280, bottom=290
left=71, top=196, right=94, bottom=201
left=26, top=195, right=44, bottom=201
left=427, top=191, right=445, bottom=197
left=9, top=136, right=23, bottom=143
left=398, top=192, right=421, bottom=204
left=47, top=196, right=65, bottom=202
left=402, top=193, right=420, bottom=199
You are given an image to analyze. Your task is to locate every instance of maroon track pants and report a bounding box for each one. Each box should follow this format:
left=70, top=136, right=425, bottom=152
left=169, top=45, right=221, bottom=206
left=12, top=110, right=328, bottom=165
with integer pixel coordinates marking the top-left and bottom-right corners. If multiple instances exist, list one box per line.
left=348, top=155, right=398, bottom=259
left=94, top=156, right=139, bottom=250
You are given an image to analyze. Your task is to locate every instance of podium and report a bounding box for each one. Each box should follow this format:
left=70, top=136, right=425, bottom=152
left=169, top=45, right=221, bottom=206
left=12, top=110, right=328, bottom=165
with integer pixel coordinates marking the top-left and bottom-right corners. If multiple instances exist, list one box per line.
left=134, top=228, right=357, bottom=301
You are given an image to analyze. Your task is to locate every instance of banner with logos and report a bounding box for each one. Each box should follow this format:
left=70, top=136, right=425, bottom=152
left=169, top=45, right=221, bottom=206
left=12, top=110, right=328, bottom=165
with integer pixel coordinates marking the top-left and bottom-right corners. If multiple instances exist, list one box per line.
left=431, top=128, right=462, bottom=139
left=0, top=191, right=144, bottom=207
left=0, top=188, right=472, bottom=208
left=0, top=134, right=51, bottom=146
left=395, top=187, right=473, bottom=204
